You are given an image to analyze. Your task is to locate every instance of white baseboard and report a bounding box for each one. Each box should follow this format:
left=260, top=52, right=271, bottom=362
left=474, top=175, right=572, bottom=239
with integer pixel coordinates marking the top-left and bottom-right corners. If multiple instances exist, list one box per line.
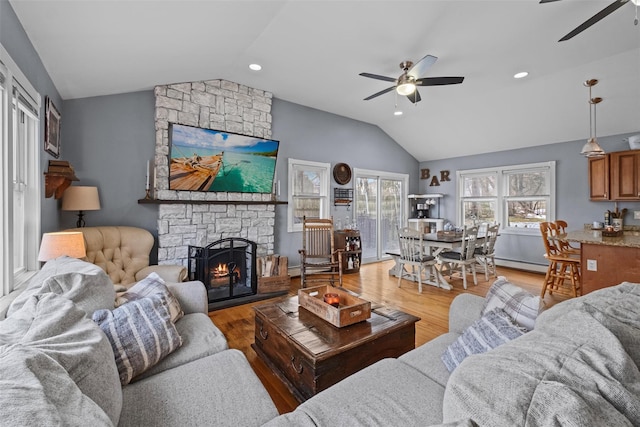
left=495, top=259, right=547, bottom=274
left=290, top=260, right=547, bottom=277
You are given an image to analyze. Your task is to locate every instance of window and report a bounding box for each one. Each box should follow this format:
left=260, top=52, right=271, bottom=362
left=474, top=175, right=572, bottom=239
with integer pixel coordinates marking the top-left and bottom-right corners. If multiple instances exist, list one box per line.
left=1, top=44, right=41, bottom=297
left=457, top=161, right=555, bottom=234
left=287, top=158, right=330, bottom=232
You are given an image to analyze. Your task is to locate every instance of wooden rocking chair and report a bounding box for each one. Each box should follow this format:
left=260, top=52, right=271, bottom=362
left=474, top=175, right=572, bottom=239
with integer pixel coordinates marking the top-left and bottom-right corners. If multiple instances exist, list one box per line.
left=299, top=216, right=343, bottom=288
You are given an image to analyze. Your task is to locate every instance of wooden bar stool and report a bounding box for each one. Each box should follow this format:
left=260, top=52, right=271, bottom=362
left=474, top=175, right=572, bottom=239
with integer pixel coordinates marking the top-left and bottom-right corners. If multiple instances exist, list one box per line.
left=539, top=222, right=581, bottom=298
left=554, top=220, right=581, bottom=256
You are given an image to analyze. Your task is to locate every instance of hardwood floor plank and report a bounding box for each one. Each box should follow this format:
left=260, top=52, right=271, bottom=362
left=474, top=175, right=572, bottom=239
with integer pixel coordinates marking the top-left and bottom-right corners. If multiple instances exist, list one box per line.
left=208, top=260, right=562, bottom=414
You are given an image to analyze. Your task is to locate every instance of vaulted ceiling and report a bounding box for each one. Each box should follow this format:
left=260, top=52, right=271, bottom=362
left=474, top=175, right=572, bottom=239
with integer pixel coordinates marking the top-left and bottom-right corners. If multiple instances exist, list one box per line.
left=9, top=0, right=640, bottom=161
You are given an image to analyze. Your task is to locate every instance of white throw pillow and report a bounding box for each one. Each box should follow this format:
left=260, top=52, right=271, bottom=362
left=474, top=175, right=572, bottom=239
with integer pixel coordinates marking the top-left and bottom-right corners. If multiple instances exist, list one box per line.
left=482, top=276, right=543, bottom=331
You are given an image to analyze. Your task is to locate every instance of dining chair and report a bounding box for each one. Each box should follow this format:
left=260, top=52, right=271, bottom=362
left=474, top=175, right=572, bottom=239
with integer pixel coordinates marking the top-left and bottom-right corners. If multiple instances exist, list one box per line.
left=397, top=227, right=439, bottom=293
left=539, top=222, right=581, bottom=298
left=438, top=225, right=479, bottom=289
left=299, top=216, right=343, bottom=288
left=474, top=223, right=500, bottom=281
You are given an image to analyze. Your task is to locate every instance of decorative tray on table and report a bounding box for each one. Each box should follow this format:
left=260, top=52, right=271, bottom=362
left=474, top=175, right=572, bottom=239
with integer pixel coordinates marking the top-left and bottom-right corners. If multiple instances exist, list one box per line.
left=298, top=285, right=371, bottom=328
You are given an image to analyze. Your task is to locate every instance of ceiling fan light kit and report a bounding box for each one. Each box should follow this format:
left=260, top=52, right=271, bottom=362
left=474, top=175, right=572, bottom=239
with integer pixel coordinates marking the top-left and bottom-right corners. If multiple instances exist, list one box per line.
left=580, top=79, right=606, bottom=158
left=396, top=75, right=416, bottom=96
left=359, top=54, right=464, bottom=105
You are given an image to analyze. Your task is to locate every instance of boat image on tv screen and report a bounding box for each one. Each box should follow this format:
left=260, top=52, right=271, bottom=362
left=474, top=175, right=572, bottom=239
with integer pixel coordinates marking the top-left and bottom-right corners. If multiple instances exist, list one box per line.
left=168, top=123, right=279, bottom=193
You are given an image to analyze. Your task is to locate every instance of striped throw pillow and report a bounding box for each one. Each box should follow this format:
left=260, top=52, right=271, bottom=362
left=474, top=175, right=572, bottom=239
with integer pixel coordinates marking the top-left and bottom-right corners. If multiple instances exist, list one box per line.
left=115, top=272, right=184, bottom=323
left=93, top=294, right=183, bottom=385
left=441, top=308, right=526, bottom=373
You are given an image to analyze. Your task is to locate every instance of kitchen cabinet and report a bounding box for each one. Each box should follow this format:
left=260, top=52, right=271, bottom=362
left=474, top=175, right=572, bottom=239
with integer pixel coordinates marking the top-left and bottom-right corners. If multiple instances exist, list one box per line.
left=564, top=230, right=640, bottom=294
left=588, top=149, right=640, bottom=201
left=588, top=156, right=609, bottom=200
left=581, top=243, right=640, bottom=294
left=610, top=150, right=640, bottom=200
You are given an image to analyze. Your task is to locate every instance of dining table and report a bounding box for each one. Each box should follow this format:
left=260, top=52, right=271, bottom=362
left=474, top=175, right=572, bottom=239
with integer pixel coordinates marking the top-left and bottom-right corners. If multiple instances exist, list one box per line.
left=386, top=232, right=483, bottom=291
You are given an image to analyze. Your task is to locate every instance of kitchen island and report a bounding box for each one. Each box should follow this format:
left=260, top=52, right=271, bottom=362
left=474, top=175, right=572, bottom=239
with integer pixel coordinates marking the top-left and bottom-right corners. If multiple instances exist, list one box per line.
left=565, top=228, right=640, bottom=294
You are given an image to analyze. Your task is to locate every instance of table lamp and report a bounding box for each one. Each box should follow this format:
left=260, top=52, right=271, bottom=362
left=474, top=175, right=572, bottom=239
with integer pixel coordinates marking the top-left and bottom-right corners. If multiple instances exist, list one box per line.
left=37, top=231, right=87, bottom=262
left=62, top=186, right=101, bottom=227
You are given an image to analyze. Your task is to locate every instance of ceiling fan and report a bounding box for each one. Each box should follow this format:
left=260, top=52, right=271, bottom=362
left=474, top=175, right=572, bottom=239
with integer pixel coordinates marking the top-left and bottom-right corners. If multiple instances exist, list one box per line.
left=359, top=54, right=464, bottom=104
left=542, top=0, right=640, bottom=41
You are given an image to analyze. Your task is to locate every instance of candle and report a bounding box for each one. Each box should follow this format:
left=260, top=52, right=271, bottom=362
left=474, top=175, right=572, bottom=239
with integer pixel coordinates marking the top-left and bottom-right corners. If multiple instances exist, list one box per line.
left=153, top=165, right=157, bottom=192
left=145, top=160, right=150, bottom=190
left=323, top=293, right=340, bottom=308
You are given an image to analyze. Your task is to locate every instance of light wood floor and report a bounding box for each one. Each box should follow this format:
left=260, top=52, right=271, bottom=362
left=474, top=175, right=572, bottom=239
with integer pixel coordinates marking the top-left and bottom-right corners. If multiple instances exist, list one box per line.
left=209, top=260, right=566, bottom=414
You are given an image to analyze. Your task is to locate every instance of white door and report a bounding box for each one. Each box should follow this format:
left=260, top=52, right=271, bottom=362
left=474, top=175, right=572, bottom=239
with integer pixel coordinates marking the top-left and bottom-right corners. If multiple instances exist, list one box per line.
left=353, top=169, right=408, bottom=262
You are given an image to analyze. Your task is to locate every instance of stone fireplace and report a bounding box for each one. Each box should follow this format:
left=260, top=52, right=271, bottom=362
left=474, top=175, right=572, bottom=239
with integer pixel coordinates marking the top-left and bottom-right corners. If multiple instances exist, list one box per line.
left=152, top=79, right=276, bottom=270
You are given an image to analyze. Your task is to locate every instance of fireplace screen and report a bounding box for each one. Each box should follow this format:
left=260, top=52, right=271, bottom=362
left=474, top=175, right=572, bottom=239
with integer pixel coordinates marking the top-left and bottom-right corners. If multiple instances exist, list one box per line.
left=188, top=237, right=257, bottom=304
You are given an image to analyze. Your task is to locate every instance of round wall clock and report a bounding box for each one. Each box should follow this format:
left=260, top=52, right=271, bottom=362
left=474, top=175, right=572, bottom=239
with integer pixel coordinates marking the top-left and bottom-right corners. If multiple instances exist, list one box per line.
left=333, top=163, right=352, bottom=185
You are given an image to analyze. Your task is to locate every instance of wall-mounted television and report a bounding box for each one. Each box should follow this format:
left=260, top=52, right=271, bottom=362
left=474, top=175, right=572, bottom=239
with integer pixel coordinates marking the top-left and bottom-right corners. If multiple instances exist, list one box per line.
left=168, top=123, right=279, bottom=193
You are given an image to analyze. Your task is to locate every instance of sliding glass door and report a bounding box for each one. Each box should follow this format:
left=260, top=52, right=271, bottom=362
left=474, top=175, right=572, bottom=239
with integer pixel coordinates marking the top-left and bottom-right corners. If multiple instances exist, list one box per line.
left=353, top=169, right=408, bottom=262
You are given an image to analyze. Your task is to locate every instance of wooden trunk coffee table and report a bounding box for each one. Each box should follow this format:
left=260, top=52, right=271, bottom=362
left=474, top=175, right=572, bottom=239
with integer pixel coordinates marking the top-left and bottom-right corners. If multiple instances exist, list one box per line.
left=252, top=295, right=420, bottom=402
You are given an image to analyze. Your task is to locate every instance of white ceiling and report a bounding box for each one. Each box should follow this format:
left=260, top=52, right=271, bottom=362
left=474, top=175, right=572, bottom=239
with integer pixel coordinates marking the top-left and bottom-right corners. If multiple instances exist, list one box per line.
left=9, top=0, right=640, bottom=161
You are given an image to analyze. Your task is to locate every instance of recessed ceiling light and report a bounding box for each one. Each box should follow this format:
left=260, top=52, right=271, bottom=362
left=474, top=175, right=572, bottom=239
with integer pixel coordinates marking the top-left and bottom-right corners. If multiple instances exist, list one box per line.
left=514, top=71, right=529, bottom=79
left=394, top=110, right=403, bottom=116
left=249, top=63, right=262, bottom=71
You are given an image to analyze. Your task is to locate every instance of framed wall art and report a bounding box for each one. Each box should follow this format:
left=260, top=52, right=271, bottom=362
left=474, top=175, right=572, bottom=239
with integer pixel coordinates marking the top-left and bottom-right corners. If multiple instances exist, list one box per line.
left=44, top=96, right=61, bottom=158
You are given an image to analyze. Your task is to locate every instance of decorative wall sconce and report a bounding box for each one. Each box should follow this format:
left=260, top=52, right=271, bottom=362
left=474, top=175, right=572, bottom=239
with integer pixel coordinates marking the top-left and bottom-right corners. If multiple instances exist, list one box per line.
left=44, top=160, right=78, bottom=198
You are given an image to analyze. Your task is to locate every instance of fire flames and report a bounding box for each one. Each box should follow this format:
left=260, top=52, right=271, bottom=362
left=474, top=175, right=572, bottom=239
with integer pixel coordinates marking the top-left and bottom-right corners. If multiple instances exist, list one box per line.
left=212, top=263, right=241, bottom=280
left=213, top=263, right=229, bottom=277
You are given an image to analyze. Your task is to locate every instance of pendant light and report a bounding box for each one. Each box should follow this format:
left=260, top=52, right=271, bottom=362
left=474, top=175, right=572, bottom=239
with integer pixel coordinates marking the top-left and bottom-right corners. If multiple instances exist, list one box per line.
left=580, top=79, right=605, bottom=158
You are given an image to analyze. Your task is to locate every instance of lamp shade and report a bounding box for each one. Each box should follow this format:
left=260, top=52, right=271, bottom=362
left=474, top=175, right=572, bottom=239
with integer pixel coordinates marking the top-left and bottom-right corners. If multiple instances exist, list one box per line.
left=62, top=186, right=101, bottom=211
left=38, top=231, right=86, bottom=262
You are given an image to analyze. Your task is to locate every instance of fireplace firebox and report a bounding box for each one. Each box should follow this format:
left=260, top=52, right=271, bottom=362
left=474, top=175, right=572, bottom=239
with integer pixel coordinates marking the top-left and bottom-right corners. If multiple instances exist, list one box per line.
left=188, top=238, right=257, bottom=305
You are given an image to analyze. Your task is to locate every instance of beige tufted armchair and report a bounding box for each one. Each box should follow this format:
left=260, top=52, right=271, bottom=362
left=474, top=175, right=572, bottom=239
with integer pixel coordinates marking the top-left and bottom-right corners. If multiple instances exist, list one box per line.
left=65, top=226, right=187, bottom=287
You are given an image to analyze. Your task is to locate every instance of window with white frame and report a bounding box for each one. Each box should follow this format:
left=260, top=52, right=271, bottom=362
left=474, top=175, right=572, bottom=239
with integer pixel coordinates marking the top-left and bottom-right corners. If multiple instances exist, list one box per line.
left=1, top=44, right=41, bottom=298
left=287, top=158, right=330, bottom=232
left=457, top=161, right=555, bottom=234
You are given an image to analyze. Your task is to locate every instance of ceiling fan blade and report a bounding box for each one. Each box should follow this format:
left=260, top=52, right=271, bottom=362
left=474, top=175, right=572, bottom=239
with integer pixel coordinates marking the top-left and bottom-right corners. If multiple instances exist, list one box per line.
left=539, top=0, right=561, bottom=3
left=558, top=0, right=630, bottom=41
left=359, top=72, right=397, bottom=82
left=407, top=54, right=438, bottom=79
left=406, top=90, right=421, bottom=104
left=416, top=76, right=465, bottom=86
left=363, top=86, right=396, bottom=101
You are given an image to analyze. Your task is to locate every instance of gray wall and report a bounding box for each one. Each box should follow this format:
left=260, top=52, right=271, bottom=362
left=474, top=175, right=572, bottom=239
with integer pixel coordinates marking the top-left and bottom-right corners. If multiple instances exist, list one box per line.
left=61, top=91, right=157, bottom=234
left=61, top=92, right=420, bottom=265
left=271, top=99, right=420, bottom=264
left=420, top=133, right=640, bottom=267
left=1, top=0, right=63, bottom=234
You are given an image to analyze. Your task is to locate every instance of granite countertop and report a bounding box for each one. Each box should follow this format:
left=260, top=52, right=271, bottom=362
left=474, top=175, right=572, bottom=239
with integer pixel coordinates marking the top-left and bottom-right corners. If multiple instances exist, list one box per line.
left=565, top=227, right=640, bottom=248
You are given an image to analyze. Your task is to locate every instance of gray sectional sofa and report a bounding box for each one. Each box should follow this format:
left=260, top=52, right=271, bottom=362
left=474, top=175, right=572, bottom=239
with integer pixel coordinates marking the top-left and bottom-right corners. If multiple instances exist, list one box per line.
left=0, top=256, right=278, bottom=426
left=3, top=255, right=640, bottom=426
left=268, top=282, right=640, bottom=426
